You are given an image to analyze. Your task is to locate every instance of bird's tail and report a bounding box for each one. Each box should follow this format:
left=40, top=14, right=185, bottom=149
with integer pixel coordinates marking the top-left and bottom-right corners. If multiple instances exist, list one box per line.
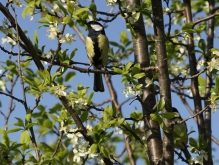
left=93, top=72, right=104, bottom=92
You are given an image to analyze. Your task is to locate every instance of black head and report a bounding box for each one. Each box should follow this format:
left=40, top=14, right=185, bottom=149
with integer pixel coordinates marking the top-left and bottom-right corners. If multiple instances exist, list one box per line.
left=172, top=107, right=183, bottom=119
left=172, top=107, right=179, bottom=113
left=86, top=21, right=105, bottom=33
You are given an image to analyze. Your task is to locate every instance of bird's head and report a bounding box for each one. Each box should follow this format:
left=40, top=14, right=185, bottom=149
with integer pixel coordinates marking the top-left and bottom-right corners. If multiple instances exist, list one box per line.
left=86, top=21, right=104, bottom=32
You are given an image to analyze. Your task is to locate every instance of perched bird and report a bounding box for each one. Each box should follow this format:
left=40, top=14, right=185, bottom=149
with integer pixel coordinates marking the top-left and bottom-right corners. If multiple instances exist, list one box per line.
left=172, top=107, right=191, bottom=160
left=85, top=21, right=109, bottom=92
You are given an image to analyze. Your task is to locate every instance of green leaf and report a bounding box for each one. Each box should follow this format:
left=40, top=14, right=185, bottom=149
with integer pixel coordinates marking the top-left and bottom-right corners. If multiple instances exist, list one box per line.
left=22, top=5, right=32, bottom=19
left=125, top=61, right=134, bottom=71
left=133, top=72, right=146, bottom=79
left=52, top=72, right=62, bottom=82
left=67, top=0, right=75, bottom=14
left=215, top=76, right=219, bottom=91
left=120, top=31, right=129, bottom=45
left=57, top=150, right=68, bottom=160
left=64, top=71, right=75, bottom=82
left=211, top=48, right=219, bottom=53
left=55, top=1, right=68, bottom=15
left=100, top=145, right=110, bottom=158
left=130, top=110, right=142, bottom=119
left=20, top=130, right=30, bottom=152
left=160, top=121, right=169, bottom=133
left=90, top=143, right=98, bottom=153
left=161, top=112, right=178, bottom=119
left=14, top=117, right=25, bottom=128
left=150, top=113, right=161, bottom=122
left=73, top=8, right=89, bottom=16
left=34, top=30, right=38, bottom=46
left=195, top=23, right=206, bottom=33
left=101, top=131, right=114, bottom=143
left=126, top=23, right=138, bottom=38
left=70, top=48, right=78, bottom=59
left=157, top=98, right=165, bottom=111
left=7, top=128, right=23, bottom=134
left=198, top=39, right=206, bottom=52
left=131, top=63, right=140, bottom=76
left=40, top=142, right=54, bottom=152
left=26, top=122, right=37, bottom=130
left=63, top=16, right=74, bottom=27
left=112, top=67, right=123, bottom=74
left=104, top=106, right=113, bottom=122
left=25, top=109, right=31, bottom=122
left=42, top=119, right=53, bottom=129
left=182, top=22, right=194, bottom=33
left=198, top=75, right=206, bottom=87
left=47, top=114, right=58, bottom=121
left=2, top=130, right=10, bottom=148
left=90, top=3, right=97, bottom=18
left=80, top=111, right=88, bottom=123
left=86, top=92, right=94, bottom=105
left=189, top=137, right=198, bottom=148
left=111, top=101, right=116, bottom=117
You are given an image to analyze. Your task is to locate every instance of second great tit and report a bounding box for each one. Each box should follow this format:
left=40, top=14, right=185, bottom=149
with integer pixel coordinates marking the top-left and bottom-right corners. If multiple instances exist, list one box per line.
left=85, top=21, right=109, bottom=92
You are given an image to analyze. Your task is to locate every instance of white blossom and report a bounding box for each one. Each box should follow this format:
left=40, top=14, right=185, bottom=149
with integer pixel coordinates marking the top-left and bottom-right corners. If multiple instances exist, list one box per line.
left=73, top=141, right=90, bottom=163
left=195, top=156, right=203, bottom=164
left=9, top=0, right=23, bottom=7
left=98, top=158, right=105, bottom=165
left=52, top=4, right=60, bottom=13
left=86, top=124, right=92, bottom=131
left=197, top=60, right=205, bottom=69
left=165, top=8, right=170, bottom=12
left=70, top=97, right=87, bottom=109
left=212, top=51, right=219, bottom=56
left=122, top=83, right=142, bottom=98
left=209, top=99, right=217, bottom=113
left=188, top=157, right=194, bottom=165
left=127, top=4, right=137, bottom=13
left=0, top=80, right=6, bottom=91
left=207, top=57, right=219, bottom=71
left=145, top=77, right=153, bottom=87
left=187, top=89, right=193, bottom=97
left=115, top=127, right=123, bottom=135
left=59, top=33, right=76, bottom=44
left=59, top=121, right=68, bottom=132
left=46, top=23, right=59, bottom=40
left=6, top=74, right=13, bottom=81
left=105, top=0, right=117, bottom=6
left=200, top=150, right=208, bottom=160
left=54, top=85, right=67, bottom=97
left=135, top=120, right=144, bottom=128
left=1, top=36, right=16, bottom=46
left=67, top=128, right=83, bottom=143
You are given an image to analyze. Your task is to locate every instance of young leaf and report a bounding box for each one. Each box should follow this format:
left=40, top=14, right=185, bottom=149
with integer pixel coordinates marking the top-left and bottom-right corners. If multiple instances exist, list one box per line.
left=100, top=145, right=110, bottom=158
left=2, top=130, right=10, bottom=148
left=157, top=98, right=165, bottom=111
left=90, top=3, right=97, bottom=18
left=34, top=30, right=38, bottom=46
left=20, top=130, right=30, bottom=152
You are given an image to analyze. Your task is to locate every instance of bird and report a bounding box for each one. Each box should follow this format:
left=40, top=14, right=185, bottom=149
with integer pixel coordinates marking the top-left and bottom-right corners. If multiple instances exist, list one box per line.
left=85, top=21, right=109, bottom=92
left=172, top=107, right=191, bottom=160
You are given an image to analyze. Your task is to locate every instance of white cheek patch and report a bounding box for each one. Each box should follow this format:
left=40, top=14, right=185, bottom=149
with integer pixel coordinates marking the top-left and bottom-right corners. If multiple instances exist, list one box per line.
left=91, top=24, right=103, bottom=31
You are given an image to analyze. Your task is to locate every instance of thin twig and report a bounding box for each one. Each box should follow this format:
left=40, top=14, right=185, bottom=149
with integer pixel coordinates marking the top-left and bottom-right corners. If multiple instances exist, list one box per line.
left=11, top=5, right=40, bottom=160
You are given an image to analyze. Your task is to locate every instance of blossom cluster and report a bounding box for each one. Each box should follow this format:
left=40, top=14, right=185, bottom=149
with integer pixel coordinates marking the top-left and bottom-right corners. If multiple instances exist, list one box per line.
left=60, top=122, right=100, bottom=164
left=122, top=83, right=142, bottom=98
left=188, top=149, right=208, bottom=165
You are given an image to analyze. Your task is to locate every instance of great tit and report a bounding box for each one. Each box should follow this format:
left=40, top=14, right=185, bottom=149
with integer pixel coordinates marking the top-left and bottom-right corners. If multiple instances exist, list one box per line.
left=172, top=107, right=191, bottom=160
left=85, top=21, right=109, bottom=92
